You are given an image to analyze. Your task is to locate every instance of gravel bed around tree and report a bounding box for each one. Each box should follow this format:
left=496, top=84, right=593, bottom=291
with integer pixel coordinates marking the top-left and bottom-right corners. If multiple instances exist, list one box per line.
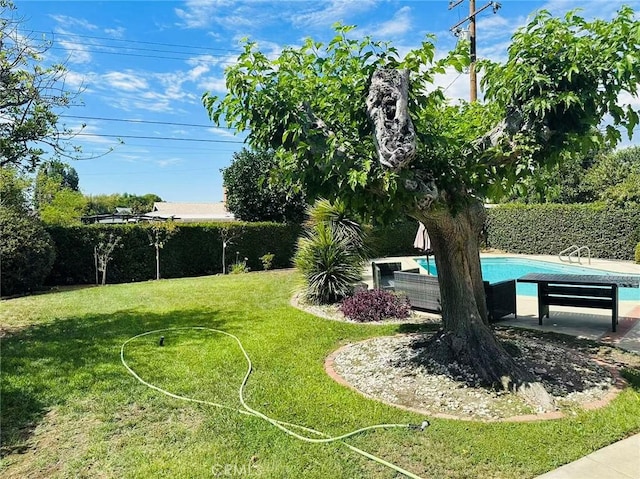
left=331, top=330, right=630, bottom=420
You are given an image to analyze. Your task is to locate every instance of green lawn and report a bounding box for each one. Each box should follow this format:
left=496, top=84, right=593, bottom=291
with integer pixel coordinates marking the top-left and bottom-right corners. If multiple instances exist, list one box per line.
left=1, top=270, right=639, bottom=478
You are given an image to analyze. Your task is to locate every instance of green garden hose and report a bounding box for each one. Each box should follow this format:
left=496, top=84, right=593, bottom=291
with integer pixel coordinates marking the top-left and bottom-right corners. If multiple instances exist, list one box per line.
left=121, top=327, right=428, bottom=479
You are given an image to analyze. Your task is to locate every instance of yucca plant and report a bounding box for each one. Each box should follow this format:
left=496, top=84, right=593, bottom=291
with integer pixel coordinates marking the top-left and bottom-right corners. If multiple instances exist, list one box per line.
left=295, top=199, right=367, bottom=304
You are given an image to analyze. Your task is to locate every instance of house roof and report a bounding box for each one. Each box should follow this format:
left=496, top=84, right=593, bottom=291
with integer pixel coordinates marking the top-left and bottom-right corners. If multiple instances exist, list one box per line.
left=146, top=202, right=235, bottom=222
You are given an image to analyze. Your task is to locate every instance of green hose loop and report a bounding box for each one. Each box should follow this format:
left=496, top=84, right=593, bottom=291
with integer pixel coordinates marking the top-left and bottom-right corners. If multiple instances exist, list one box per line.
left=121, top=327, right=426, bottom=479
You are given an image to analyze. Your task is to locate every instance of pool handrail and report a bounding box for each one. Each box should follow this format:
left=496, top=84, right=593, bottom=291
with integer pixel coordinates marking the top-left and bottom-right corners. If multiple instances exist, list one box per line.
left=558, top=245, right=591, bottom=265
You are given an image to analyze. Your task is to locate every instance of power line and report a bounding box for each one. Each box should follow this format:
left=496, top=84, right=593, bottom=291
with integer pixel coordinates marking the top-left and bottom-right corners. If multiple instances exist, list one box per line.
left=103, top=143, right=240, bottom=153
left=48, top=45, right=237, bottom=63
left=28, top=29, right=241, bottom=55
left=80, top=167, right=219, bottom=176
left=75, top=132, right=244, bottom=143
left=60, top=114, right=235, bottom=130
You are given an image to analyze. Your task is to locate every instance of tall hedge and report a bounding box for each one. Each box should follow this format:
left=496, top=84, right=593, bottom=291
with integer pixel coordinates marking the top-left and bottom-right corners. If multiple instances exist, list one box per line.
left=46, top=222, right=301, bottom=286
left=1, top=207, right=56, bottom=296
left=365, top=220, right=419, bottom=258
left=486, top=203, right=640, bottom=260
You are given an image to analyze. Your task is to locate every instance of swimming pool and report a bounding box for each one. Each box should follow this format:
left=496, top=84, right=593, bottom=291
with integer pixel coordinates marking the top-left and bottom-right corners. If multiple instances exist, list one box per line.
left=414, top=256, right=640, bottom=301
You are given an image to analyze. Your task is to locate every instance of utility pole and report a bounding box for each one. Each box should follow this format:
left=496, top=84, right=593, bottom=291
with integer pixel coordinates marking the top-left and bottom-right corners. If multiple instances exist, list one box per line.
left=469, top=0, right=477, bottom=102
left=449, top=0, right=501, bottom=102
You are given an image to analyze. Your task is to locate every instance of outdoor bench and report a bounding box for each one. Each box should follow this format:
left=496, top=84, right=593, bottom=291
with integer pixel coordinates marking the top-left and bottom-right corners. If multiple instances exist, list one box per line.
left=392, top=270, right=517, bottom=322
left=518, top=273, right=640, bottom=332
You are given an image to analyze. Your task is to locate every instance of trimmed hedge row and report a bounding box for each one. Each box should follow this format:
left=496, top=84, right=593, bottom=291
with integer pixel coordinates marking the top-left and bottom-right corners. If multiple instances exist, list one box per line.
left=44, top=204, right=637, bottom=287
left=46, top=222, right=301, bottom=286
left=365, top=220, right=419, bottom=258
left=486, top=203, right=640, bottom=260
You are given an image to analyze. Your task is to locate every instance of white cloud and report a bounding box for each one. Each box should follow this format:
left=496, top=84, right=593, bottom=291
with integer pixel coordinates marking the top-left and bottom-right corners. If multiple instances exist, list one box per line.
left=478, top=39, right=512, bottom=64
left=104, top=26, right=126, bottom=38
left=188, top=63, right=211, bottom=80
left=433, top=68, right=471, bottom=104
left=215, top=14, right=256, bottom=29
left=103, top=71, right=150, bottom=91
left=199, top=76, right=227, bottom=93
left=63, top=70, right=92, bottom=90
left=290, top=0, right=378, bottom=29
left=185, top=54, right=225, bottom=80
left=207, top=127, right=238, bottom=139
left=175, top=0, right=232, bottom=29
left=475, top=13, right=522, bottom=42
left=72, top=124, right=120, bottom=146
left=49, top=14, right=98, bottom=30
left=369, top=6, right=412, bottom=38
left=157, top=158, right=184, bottom=168
left=58, top=37, right=93, bottom=64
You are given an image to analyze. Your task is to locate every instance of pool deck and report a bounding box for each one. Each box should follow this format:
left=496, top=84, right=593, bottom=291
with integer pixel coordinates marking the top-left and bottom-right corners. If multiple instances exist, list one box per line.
left=364, top=253, right=640, bottom=353
left=365, top=253, right=640, bottom=479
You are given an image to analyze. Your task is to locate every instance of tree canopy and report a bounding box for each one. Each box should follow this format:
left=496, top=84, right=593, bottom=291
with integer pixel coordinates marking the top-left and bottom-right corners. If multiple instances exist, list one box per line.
left=222, top=148, right=307, bottom=223
left=85, top=193, right=162, bottom=215
left=205, top=9, right=639, bottom=217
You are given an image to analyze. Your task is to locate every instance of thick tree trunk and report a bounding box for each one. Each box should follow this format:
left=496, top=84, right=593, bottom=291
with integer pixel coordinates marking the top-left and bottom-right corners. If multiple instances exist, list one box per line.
left=416, top=201, right=554, bottom=411
left=365, top=68, right=555, bottom=411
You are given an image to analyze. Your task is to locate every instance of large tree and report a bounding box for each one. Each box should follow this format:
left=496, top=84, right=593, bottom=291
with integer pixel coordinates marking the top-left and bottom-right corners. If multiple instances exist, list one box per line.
left=204, top=9, right=640, bottom=409
left=222, top=148, right=307, bottom=223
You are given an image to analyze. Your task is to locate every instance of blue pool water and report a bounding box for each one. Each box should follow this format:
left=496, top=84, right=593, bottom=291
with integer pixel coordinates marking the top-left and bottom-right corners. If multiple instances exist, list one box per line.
left=414, top=257, right=640, bottom=301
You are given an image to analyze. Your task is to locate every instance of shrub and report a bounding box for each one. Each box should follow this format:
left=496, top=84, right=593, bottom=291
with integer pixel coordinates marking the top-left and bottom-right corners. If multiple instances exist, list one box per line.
left=295, top=222, right=363, bottom=304
left=635, top=242, right=640, bottom=264
left=340, top=289, right=411, bottom=322
left=229, top=257, right=250, bottom=274
left=0, top=207, right=56, bottom=296
left=259, top=252, right=275, bottom=270
left=294, top=200, right=366, bottom=304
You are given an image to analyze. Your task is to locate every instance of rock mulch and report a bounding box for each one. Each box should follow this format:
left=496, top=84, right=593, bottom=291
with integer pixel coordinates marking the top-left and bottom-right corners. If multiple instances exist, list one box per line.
left=329, top=330, right=628, bottom=421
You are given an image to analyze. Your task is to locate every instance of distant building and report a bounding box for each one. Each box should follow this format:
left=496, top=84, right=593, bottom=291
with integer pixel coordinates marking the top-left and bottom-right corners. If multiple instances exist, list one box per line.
left=143, top=202, right=235, bottom=223
left=81, top=207, right=138, bottom=224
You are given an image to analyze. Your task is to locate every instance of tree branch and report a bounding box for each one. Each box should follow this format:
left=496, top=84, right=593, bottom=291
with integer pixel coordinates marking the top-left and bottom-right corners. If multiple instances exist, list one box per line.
left=366, top=69, right=416, bottom=170
left=366, top=68, right=439, bottom=210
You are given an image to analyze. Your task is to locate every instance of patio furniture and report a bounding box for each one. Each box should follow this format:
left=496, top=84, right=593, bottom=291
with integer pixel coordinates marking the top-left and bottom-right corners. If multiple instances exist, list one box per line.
left=393, top=270, right=517, bottom=321
left=393, top=270, right=441, bottom=312
left=518, top=273, right=640, bottom=332
left=372, top=261, right=403, bottom=290
left=484, top=280, right=518, bottom=322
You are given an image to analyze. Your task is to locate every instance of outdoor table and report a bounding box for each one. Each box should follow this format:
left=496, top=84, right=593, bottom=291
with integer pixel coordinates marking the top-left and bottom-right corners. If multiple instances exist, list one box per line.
left=517, top=273, right=640, bottom=332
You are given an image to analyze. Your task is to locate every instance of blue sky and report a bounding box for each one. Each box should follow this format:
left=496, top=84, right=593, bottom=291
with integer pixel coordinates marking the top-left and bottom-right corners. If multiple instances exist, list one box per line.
left=15, top=0, right=640, bottom=203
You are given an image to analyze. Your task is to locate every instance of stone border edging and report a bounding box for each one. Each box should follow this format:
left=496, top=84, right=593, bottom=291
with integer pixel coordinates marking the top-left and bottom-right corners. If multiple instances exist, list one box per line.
left=324, top=335, right=627, bottom=423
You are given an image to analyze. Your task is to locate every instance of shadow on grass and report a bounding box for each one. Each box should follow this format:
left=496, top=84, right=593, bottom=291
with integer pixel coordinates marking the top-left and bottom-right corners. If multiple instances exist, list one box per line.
left=395, top=322, right=440, bottom=334
left=0, top=307, right=232, bottom=457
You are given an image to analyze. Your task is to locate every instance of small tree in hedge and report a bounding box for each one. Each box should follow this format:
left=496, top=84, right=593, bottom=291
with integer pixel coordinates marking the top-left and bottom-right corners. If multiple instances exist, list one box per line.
left=94, top=232, right=122, bottom=285
left=0, top=206, right=56, bottom=296
left=145, top=221, right=177, bottom=280
left=219, top=225, right=244, bottom=274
